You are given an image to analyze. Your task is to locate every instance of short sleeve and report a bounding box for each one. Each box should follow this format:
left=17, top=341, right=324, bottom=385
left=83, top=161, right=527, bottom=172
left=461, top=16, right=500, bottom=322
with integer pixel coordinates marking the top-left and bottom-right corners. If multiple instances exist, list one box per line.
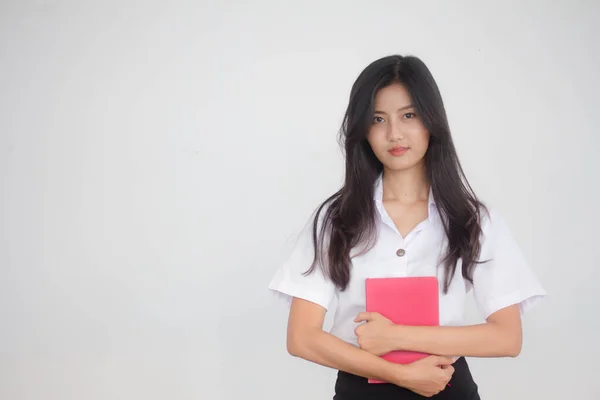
left=267, top=210, right=337, bottom=311
left=472, top=208, right=547, bottom=320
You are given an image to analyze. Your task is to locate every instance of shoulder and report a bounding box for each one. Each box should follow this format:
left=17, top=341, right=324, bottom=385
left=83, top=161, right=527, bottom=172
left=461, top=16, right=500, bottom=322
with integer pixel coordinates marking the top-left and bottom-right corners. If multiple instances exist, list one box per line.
left=302, top=196, right=337, bottom=237
left=478, top=204, right=513, bottom=240
left=286, top=197, right=335, bottom=254
left=470, top=204, right=547, bottom=318
left=475, top=203, right=527, bottom=264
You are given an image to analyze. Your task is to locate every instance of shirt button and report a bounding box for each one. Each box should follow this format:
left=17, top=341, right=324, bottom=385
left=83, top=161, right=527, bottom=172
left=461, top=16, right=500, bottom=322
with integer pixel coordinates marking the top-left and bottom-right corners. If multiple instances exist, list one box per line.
left=396, top=248, right=406, bottom=257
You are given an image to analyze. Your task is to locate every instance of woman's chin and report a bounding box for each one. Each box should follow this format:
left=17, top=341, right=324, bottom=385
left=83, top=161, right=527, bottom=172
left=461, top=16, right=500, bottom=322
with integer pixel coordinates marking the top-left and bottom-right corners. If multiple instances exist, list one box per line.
left=382, top=159, right=422, bottom=173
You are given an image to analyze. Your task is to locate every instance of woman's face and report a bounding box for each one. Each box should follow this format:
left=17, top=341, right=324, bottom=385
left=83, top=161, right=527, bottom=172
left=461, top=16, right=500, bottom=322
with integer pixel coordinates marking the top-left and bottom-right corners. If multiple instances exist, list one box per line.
left=367, top=82, right=430, bottom=172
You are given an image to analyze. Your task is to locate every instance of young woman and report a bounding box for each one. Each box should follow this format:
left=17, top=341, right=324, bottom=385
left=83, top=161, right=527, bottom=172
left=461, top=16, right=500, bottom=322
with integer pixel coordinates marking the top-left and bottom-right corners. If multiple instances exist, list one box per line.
left=268, top=54, right=546, bottom=399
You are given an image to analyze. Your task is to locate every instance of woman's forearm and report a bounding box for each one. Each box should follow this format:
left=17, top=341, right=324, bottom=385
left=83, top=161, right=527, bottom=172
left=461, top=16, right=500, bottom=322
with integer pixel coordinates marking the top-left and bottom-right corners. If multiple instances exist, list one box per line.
left=288, top=328, right=407, bottom=385
left=390, top=322, right=522, bottom=358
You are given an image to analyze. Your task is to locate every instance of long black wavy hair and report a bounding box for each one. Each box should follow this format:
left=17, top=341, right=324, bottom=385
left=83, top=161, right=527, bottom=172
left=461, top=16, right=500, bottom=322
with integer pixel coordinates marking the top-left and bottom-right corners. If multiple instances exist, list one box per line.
left=304, top=55, right=487, bottom=294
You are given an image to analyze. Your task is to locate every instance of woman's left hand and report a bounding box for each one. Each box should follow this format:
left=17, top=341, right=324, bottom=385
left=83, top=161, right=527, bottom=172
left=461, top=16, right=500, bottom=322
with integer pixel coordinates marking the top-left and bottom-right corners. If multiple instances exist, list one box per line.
left=353, top=312, right=400, bottom=356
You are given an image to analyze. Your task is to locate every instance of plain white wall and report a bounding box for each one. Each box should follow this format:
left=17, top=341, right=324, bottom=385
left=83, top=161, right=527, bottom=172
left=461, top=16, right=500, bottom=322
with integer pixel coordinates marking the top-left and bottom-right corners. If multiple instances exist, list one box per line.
left=1, top=0, right=598, bottom=399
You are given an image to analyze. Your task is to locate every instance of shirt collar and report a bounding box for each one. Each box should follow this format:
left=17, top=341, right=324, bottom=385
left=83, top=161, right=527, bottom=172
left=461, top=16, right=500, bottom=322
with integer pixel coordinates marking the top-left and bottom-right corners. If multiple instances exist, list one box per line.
left=372, top=173, right=437, bottom=236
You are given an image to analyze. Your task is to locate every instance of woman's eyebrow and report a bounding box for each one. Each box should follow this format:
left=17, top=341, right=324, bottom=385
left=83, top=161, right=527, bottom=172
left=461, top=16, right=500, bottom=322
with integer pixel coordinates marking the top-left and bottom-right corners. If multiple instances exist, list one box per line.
left=374, top=104, right=414, bottom=114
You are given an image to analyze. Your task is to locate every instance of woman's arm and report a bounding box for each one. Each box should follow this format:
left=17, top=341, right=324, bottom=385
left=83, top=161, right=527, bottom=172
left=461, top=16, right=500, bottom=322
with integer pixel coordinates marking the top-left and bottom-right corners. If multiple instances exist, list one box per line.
left=286, top=297, right=455, bottom=393
left=355, top=305, right=522, bottom=358
left=287, top=297, right=407, bottom=384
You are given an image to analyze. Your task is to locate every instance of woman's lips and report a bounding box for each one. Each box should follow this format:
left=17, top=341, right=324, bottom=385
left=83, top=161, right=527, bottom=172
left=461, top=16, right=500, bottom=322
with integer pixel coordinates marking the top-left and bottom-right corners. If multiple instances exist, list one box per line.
left=388, top=147, right=408, bottom=156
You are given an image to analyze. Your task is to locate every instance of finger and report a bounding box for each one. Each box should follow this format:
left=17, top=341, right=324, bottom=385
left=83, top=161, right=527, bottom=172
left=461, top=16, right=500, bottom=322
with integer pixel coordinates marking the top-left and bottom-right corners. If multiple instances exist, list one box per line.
left=353, top=312, right=373, bottom=323
left=431, top=355, right=453, bottom=365
left=431, top=356, right=455, bottom=366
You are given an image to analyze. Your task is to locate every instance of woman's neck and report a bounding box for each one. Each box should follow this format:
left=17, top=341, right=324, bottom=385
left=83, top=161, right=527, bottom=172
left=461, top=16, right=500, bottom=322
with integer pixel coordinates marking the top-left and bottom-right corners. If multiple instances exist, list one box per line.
left=381, top=166, right=429, bottom=204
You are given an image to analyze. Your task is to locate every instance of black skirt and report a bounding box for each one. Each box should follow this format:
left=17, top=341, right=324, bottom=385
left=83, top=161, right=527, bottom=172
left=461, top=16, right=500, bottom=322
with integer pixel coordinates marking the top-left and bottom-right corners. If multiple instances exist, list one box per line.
left=333, top=357, right=480, bottom=399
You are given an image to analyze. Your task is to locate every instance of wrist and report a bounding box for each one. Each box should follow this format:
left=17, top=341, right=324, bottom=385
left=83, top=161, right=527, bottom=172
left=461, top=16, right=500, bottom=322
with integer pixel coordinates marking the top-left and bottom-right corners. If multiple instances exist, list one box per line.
left=388, top=324, right=407, bottom=351
left=390, top=362, right=413, bottom=388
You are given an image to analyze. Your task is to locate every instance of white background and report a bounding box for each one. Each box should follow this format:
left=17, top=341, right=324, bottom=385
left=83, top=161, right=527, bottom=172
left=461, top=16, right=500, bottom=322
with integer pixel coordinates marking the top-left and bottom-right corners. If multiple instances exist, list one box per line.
left=1, top=1, right=598, bottom=399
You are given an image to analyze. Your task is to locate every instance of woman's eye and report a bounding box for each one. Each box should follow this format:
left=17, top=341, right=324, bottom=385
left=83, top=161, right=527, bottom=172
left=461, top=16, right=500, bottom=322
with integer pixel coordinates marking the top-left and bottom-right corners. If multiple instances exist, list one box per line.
left=373, top=116, right=385, bottom=124
left=403, top=112, right=416, bottom=119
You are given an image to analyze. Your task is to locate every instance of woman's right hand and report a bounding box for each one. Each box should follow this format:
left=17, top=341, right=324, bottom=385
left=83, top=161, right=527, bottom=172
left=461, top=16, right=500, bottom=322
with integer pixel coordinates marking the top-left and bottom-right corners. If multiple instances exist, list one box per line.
left=396, top=355, right=455, bottom=397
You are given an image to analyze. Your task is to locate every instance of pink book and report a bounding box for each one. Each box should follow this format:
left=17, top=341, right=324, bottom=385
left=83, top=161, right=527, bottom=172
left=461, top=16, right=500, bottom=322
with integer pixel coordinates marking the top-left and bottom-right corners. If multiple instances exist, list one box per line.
left=364, top=276, right=439, bottom=384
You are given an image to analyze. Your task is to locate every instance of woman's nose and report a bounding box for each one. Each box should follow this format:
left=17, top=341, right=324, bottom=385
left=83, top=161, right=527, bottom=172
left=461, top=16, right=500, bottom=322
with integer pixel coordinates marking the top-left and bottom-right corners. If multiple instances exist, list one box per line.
left=387, top=121, right=405, bottom=141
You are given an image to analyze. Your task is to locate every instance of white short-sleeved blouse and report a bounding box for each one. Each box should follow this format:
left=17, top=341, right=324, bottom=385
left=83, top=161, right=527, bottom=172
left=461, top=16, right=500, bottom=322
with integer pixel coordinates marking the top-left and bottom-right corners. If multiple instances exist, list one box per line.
left=268, top=174, right=546, bottom=347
